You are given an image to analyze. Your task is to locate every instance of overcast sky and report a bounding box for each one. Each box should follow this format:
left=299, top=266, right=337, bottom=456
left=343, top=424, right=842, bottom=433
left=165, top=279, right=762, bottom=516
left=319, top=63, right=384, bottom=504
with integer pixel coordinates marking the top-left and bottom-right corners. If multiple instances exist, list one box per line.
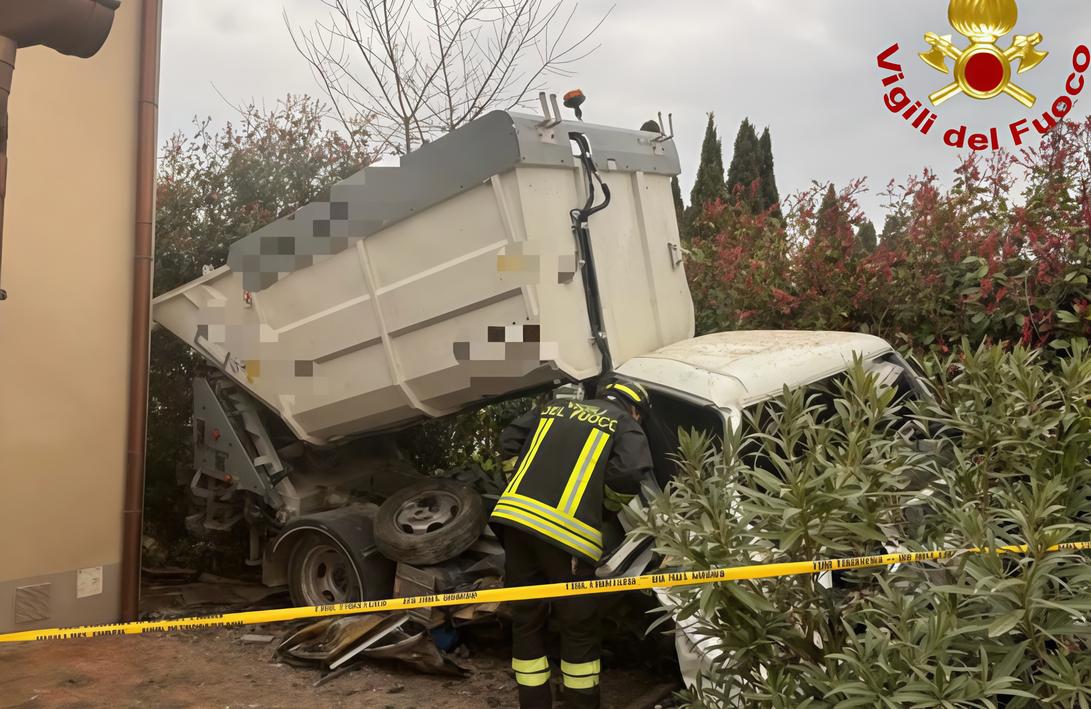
left=159, top=0, right=1089, bottom=223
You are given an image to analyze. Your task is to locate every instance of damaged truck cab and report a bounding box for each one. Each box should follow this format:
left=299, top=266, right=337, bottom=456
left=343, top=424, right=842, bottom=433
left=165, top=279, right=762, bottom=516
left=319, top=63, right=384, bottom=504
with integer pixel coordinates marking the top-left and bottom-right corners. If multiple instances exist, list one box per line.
left=151, top=103, right=925, bottom=684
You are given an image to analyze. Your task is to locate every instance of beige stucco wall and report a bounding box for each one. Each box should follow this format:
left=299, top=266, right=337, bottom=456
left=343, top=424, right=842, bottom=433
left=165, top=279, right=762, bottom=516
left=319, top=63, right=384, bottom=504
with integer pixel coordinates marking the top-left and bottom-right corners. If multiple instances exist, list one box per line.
left=0, top=3, right=142, bottom=631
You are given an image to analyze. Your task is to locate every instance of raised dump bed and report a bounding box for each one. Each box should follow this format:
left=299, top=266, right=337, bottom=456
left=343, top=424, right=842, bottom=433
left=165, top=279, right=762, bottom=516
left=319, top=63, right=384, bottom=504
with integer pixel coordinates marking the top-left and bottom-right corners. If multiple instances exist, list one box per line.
left=153, top=110, right=693, bottom=445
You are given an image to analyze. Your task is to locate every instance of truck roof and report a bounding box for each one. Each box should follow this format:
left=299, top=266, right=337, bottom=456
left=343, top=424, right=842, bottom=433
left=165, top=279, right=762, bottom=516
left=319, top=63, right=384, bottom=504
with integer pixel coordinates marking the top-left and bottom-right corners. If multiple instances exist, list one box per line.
left=617, top=330, right=895, bottom=411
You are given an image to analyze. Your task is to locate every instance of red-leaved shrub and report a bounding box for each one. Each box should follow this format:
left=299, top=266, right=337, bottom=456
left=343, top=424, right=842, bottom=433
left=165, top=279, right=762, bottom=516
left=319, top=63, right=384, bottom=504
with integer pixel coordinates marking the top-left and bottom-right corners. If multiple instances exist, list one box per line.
left=688, top=118, right=1091, bottom=352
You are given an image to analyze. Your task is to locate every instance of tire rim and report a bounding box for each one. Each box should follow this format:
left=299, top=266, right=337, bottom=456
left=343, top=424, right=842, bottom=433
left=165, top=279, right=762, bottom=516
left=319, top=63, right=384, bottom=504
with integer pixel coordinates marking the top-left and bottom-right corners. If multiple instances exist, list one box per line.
left=297, top=541, right=360, bottom=604
left=394, top=490, right=461, bottom=535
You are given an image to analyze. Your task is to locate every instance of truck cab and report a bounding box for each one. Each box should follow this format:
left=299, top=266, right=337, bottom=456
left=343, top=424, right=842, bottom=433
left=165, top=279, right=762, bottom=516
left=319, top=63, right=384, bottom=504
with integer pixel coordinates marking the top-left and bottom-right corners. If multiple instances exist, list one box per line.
left=620, top=329, right=922, bottom=481
left=612, top=330, right=928, bottom=690
left=150, top=106, right=925, bottom=687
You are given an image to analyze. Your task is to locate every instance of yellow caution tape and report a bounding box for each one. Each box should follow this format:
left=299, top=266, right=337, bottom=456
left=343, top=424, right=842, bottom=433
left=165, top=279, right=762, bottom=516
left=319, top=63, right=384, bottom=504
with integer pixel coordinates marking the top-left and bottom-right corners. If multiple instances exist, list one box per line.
left=2, top=541, right=1088, bottom=644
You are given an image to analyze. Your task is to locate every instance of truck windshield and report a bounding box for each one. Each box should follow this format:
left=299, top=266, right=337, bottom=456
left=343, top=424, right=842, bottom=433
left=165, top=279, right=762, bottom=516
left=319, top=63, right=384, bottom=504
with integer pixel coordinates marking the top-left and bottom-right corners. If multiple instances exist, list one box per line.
left=738, top=354, right=922, bottom=477
left=641, top=388, right=725, bottom=488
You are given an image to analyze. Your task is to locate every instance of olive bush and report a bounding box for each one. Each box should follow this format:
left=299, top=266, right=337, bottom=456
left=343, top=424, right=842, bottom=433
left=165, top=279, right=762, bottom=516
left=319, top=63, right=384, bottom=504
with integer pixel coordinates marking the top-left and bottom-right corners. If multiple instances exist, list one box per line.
left=636, top=345, right=1091, bottom=708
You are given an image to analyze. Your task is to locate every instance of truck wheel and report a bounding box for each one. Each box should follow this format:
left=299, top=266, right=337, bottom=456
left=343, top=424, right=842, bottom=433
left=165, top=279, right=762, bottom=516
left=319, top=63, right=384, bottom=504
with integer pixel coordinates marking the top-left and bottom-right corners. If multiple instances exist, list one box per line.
left=374, top=480, right=485, bottom=565
left=288, top=532, right=362, bottom=606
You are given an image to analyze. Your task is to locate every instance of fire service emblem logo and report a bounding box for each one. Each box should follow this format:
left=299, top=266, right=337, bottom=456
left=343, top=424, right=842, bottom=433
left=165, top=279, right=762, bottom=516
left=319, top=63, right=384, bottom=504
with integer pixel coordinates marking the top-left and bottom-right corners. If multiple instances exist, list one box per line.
left=877, top=0, right=1089, bottom=150
left=918, top=0, right=1047, bottom=107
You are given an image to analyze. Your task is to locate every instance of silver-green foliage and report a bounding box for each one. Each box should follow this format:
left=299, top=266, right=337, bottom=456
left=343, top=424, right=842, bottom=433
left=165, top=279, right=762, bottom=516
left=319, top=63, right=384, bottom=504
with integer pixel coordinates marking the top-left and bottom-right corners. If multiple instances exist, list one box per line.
left=635, top=345, right=1091, bottom=708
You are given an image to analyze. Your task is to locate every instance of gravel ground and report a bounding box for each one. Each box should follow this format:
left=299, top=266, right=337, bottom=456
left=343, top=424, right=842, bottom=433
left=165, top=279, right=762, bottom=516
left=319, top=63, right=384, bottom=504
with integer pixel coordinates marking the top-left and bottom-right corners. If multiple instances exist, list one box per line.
left=0, top=623, right=677, bottom=708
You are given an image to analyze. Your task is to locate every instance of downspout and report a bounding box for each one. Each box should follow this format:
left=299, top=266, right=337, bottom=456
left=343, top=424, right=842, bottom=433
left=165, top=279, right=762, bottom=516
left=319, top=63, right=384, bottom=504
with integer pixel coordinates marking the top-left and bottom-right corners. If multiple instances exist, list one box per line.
left=0, top=36, right=13, bottom=300
left=120, top=0, right=162, bottom=622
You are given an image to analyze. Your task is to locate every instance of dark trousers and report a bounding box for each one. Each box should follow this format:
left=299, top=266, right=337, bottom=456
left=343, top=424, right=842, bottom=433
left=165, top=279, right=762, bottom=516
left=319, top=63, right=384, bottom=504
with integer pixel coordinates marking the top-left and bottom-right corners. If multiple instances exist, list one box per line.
left=503, top=526, right=601, bottom=709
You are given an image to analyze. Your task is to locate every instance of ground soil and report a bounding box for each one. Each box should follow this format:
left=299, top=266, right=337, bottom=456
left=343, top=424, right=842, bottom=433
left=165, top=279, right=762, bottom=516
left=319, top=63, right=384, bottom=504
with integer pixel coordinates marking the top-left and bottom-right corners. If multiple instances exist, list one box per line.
left=0, top=624, right=677, bottom=709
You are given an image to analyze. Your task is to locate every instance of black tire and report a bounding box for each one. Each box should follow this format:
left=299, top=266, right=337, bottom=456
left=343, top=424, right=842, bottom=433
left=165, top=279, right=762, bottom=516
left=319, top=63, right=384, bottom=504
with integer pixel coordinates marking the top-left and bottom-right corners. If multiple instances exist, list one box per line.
left=374, top=479, right=486, bottom=565
left=287, top=532, right=362, bottom=606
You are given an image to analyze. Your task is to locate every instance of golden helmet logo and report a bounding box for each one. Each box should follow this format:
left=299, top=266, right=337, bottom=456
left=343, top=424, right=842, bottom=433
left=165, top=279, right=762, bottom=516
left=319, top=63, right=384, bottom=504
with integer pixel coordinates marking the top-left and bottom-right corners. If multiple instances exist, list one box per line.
left=877, top=0, right=1088, bottom=150
left=918, top=0, right=1048, bottom=107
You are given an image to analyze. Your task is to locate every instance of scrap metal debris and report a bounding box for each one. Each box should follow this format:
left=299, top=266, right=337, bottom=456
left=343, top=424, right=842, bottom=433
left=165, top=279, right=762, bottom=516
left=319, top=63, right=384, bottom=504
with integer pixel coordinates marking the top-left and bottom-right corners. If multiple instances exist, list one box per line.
left=360, top=625, right=469, bottom=676
left=275, top=613, right=469, bottom=679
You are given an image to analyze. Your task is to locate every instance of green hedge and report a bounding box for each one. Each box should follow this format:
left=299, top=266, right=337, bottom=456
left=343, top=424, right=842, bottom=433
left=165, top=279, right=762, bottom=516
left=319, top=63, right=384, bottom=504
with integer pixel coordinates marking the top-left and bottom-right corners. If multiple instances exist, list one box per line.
left=635, top=344, right=1091, bottom=707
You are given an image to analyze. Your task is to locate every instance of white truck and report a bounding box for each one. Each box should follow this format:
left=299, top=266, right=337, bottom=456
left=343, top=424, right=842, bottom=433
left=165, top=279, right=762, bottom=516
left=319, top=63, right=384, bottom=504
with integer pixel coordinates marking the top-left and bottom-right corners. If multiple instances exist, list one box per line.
left=152, top=99, right=923, bottom=679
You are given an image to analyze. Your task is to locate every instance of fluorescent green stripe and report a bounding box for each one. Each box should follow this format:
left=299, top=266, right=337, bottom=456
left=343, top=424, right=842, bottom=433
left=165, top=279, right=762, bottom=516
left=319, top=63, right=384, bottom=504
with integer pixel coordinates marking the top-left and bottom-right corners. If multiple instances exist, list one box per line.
left=564, top=429, right=609, bottom=514
left=608, top=383, right=644, bottom=403
left=503, top=493, right=601, bottom=542
left=492, top=504, right=602, bottom=554
left=516, top=670, right=551, bottom=687
left=495, top=498, right=601, bottom=547
left=563, top=674, right=599, bottom=689
left=558, top=428, right=603, bottom=514
left=491, top=507, right=602, bottom=559
left=507, top=417, right=553, bottom=493
left=509, top=417, right=549, bottom=490
left=513, top=657, right=549, bottom=673
left=561, top=659, right=600, bottom=675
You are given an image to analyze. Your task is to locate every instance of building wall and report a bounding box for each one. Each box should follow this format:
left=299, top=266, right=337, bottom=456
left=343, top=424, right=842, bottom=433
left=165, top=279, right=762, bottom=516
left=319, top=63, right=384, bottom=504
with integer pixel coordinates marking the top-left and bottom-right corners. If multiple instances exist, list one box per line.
left=0, top=3, right=143, bottom=632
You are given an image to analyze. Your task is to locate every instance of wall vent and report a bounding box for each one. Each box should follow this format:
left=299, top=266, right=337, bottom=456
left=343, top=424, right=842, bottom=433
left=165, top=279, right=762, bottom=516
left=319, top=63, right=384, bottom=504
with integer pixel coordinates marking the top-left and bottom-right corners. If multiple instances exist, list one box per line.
left=14, top=583, right=51, bottom=624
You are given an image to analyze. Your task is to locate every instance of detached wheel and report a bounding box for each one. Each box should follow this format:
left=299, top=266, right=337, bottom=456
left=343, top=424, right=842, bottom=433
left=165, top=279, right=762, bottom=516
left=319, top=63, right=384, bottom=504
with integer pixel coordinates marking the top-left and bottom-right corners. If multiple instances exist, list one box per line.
left=375, top=479, right=485, bottom=565
left=288, top=533, right=362, bottom=606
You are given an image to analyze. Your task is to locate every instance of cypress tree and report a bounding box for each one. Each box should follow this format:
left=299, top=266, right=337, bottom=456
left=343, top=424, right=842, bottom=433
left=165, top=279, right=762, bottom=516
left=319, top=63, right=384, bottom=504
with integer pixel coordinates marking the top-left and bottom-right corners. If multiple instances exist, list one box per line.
left=758, top=127, right=781, bottom=212
left=671, top=176, right=685, bottom=224
left=726, top=119, right=762, bottom=209
left=816, top=184, right=843, bottom=235
left=880, top=213, right=908, bottom=246
left=689, top=113, right=727, bottom=210
left=814, top=185, right=862, bottom=258
left=857, top=219, right=878, bottom=251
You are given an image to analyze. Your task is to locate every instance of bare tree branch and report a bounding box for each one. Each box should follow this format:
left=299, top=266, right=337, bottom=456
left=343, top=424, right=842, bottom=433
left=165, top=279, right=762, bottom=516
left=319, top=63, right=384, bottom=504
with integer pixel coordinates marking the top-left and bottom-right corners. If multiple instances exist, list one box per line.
left=287, top=0, right=610, bottom=154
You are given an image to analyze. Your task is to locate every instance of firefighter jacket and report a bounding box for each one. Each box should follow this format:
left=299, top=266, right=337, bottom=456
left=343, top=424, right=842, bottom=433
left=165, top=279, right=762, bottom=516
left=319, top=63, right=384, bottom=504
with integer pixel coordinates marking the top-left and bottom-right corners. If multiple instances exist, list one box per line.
left=490, top=398, right=654, bottom=563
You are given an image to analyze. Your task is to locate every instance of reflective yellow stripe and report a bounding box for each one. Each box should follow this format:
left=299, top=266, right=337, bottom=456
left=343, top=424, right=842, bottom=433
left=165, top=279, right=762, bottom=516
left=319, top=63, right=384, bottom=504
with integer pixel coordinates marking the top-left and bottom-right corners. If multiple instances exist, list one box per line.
left=608, top=383, right=644, bottom=403
left=561, top=659, right=601, bottom=690
left=503, top=493, right=601, bottom=542
left=509, top=418, right=550, bottom=490
left=494, top=498, right=601, bottom=551
left=563, top=674, right=600, bottom=689
left=516, top=670, right=551, bottom=687
left=513, top=656, right=551, bottom=686
left=563, top=429, right=609, bottom=514
left=491, top=506, right=602, bottom=560
left=506, top=417, right=553, bottom=493
left=561, top=659, right=600, bottom=676
left=513, top=657, right=549, bottom=673
left=558, top=429, right=601, bottom=514
left=492, top=504, right=602, bottom=557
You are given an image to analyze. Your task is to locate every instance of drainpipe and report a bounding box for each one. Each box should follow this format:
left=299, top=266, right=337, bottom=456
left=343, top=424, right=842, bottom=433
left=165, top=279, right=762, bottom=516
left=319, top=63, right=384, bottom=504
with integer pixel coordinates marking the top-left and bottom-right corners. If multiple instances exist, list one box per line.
left=0, top=36, right=13, bottom=300
left=120, top=0, right=162, bottom=622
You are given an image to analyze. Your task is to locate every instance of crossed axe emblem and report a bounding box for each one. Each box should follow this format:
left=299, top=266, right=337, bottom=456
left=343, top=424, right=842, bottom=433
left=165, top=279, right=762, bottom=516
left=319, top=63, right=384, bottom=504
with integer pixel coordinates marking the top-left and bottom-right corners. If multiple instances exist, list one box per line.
left=919, top=0, right=1048, bottom=108
left=921, top=32, right=1047, bottom=107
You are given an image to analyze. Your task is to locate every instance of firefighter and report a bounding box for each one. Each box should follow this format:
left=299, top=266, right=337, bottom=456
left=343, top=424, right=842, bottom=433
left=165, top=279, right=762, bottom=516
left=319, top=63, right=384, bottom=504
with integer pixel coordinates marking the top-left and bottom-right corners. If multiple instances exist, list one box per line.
left=491, top=377, right=655, bottom=709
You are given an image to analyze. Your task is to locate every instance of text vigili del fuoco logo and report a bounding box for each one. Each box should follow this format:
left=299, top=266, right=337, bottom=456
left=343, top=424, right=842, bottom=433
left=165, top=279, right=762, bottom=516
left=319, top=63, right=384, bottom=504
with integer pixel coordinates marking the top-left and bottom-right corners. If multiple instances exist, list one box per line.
left=878, top=0, right=1089, bottom=150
